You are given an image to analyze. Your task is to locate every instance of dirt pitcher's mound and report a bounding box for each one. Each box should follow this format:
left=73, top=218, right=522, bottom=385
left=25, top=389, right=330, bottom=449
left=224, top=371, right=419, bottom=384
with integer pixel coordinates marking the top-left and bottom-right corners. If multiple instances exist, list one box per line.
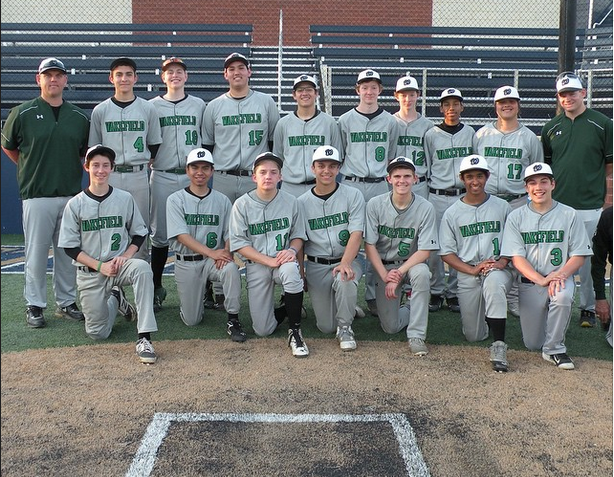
left=1, top=339, right=612, bottom=477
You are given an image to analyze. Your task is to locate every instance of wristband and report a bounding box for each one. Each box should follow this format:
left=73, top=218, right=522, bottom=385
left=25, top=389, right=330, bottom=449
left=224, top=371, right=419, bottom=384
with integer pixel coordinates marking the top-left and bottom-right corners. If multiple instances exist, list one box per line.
left=97, top=261, right=103, bottom=272
left=288, top=247, right=298, bottom=255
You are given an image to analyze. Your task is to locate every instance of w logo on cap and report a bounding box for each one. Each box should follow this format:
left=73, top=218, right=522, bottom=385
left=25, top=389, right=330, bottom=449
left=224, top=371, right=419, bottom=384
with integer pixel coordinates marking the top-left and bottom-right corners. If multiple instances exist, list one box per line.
left=470, top=157, right=480, bottom=165
left=503, top=88, right=512, bottom=95
left=533, top=164, right=543, bottom=172
left=197, top=150, right=207, bottom=159
left=447, top=88, right=455, bottom=94
left=324, top=148, right=334, bottom=157
left=299, top=75, right=309, bottom=81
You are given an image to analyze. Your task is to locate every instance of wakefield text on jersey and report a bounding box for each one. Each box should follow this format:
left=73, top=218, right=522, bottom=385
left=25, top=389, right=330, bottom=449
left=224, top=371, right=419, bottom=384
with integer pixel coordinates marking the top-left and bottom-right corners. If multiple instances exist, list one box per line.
left=397, top=135, right=423, bottom=147
left=459, top=220, right=501, bottom=237
left=436, top=146, right=473, bottom=160
left=521, top=230, right=565, bottom=244
left=350, top=131, right=388, bottom=143
left=159, top=115, right=197, bottom=127
left=483, top=147, right=523, bottom=159
left=105, top=120, right=145, bottom=132
left=377, top=225, right=415, bottom=239
left=184, top=214, right=220, bottom=226
left=249, top=217, right=290, bottom=235
left=81, top=216, right=123, bottom=231
left=287, top=135, right=326, bottom=147
left=308, top=212, right=349, bottom=231
left=222, top=113, right=262, bottom=126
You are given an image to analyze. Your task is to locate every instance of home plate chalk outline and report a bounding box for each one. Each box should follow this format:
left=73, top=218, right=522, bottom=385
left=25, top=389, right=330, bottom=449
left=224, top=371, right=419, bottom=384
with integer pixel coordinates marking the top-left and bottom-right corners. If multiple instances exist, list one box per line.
left=125, top=412, right=430, bottom=477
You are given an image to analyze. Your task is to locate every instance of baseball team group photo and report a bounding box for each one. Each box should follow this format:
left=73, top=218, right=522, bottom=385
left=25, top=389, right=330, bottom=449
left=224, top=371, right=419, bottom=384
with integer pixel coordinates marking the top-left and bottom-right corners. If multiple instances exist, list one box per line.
left=1, top=2, right=612, bottom=476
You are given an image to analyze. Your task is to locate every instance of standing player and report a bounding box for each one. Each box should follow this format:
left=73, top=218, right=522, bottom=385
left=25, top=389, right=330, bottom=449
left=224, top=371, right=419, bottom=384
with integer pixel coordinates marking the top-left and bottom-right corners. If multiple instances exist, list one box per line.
left=591, top=206, right=612, bottom=346
left=149, top=57, right=207, bottom=312
left=229, top=152, right=309, bottom=357
left=501, top=163, right=593, bottom=370
left=1, top=57, right=89, bottom=327
left=166, top=148, right=246, bottom=341
left=338, top=69, right=400, bottom=317
left=393, top=74, right=434, bottom=199
left=88, top=57, right=163, bottom=261
left=439, top=155, right=513, bottom=372
left=273, top=74, right=342, bottom=198
left=59, top=145, right=159, bottom=364
left=203, top=52, right=280, bottom=203
left=424, top=88, right=475, bottom=313
left=297, top=145, right=365, bottom=351
left=364, top=157, right=438, bottom=356
left=542, top=72, right=613, bottom=328
left=473, top=85, right=543, bottom=317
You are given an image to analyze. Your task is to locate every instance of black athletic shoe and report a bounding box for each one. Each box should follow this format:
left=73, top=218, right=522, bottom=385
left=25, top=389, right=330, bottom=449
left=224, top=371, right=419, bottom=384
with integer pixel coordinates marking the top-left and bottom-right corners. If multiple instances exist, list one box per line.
left=429, top=294, right=444, bottom=312
left=579, top=310, right=596, bottom=328
left=55, top=303, right=85, bottom=321
left=366, top=299, right=379, bottom=317
left=26, top=306, right=46, bottom=328
left=542, top=352, right=574, bottom=370
left=227, top=320, right=247, bottom=342
left=447, top=296, right=461, bottom=313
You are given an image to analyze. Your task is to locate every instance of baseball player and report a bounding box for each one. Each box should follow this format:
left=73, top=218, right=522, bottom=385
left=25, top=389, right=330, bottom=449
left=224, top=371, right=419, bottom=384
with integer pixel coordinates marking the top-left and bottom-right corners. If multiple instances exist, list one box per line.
left=229, top=152, right=309, bottom=357
left=364, top=157, right=439, bottom=356
left=203, top=52, right=280, bottom=203
left=88, top=57, right=163, bottom=261
left=1, top=57, right=89, bottom=328
left=473, top=85, right=543, bottom=318
left=439, top=154, right=513, bottom=372
left=273, top=74, right=342, bottom=198
left=542, top=72, right=613, bottom=329
left=338, top=69, right=400, bottom=317
left=58, top=145, right=159, bottom=364
left=501, top=162, right=593, bottom=370
left=297, top=145, right=365, bottom=351
left=166, top=148, right=246, bottom=341
left=393, top=74, right=434, bottom=199
left=424, top=87, right=475, bottom=313
left=148, top=57, right=207, bottom=312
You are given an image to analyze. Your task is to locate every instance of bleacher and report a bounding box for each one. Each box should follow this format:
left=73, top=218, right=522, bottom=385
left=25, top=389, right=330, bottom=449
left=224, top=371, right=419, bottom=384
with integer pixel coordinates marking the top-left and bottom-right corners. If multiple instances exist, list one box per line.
left=310, top=25, right=613, bottom=130
left=1, top=23, right=254, bottom=118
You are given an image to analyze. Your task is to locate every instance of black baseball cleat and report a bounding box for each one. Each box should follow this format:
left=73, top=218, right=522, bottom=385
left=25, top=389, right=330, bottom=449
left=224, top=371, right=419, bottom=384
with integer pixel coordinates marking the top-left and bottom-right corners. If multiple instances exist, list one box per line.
left=26, top=306, right=46, bottom=328
left=429, top=294, right=444, bottom=312
left=227, top=320, right=247, bottom=342
left=55, top=303, right=85, bottom=321
left=579, top=310, right=596, bottom=328
left=446, top=296, right=461, bottom=313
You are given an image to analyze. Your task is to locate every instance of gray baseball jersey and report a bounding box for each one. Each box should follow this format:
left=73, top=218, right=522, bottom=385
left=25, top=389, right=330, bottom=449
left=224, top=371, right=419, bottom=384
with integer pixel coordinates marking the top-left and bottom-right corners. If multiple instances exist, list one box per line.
left=149, top=94, right=207, bottom=247
left=424, top=124, right=475, bottom=191
left=202, top=90, right=280, bottom=171
left=273, top=110, right=342, bottom=187
left=297, top=184, right=365, bottom=333
left=473, top=122, right=543, bottom=196
left=501, top=201, right=593, bottom=354
left=339, top=108, right=400, bottom=178
left=394, top=113, right=434, bottom=182
left=439, top=195, right=513, bottom=341
left=166, top=187, right=241, bottom=326
left=89, top=97, right=163, bottom=166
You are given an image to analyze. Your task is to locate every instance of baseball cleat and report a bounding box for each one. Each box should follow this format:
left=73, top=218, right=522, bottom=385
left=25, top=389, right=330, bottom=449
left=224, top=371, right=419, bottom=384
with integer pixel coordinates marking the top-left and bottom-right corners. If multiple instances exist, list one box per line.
left=354, top=305, right=365, bottom=319
left=26, top=306, right=46, bottom=328
left=490, top=341, right=508, bottom=372
left=136, top=338, right=157, bottom=364
left=336, top=325, right=357, bottom=351
left=408, top=338, right=428, bottom=356
left=55, top=303, right=84, bottom=321
left=227, top=320, right=247, bottom=342
left=542, top=352, right=574, bottom=370
left=288, top=328, right=309, bottom=357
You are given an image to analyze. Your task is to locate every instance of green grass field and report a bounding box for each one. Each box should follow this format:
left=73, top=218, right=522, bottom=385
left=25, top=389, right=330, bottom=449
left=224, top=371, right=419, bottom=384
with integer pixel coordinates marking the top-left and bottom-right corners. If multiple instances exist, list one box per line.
left=2, top=235, right=612, bottom=360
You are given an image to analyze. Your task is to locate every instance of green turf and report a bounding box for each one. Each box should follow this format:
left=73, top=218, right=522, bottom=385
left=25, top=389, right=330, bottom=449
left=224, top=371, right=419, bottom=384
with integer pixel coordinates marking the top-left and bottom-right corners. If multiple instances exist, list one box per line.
left=1, top=272, right=612, bottom=360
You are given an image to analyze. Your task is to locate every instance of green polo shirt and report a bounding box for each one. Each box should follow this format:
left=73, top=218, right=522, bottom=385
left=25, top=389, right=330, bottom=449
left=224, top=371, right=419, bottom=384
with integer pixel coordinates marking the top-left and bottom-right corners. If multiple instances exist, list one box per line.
left=1, top=97, right=90, bottom=200
left=542, top=108, right=613, bottom=210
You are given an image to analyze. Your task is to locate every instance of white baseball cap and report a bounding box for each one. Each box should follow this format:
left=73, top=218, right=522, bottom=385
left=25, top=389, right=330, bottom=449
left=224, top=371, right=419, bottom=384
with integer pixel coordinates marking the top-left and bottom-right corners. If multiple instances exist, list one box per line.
left=395, top=75, right=419, bottom=92
left=494, top=85, right=520, bottom=102
left=224, top=52, right=249, bottom=69
left=459, top=154, right=490, bottom=174
left=440, top=88, right=463, bottom=102
left=38, top=57, right=66, bottom=74
left=556, top=72, right=584, bottom=93
left=312, top=145, right=341, bottom=163
left=186, top=148, right=214, bottom=166
left=357, top=69, right=381, bottom=84
left=387, top=156, right=416, bottom=173
left=524, top=162, right=554, bottom=181
left=293, top=74, right=318, bottom=90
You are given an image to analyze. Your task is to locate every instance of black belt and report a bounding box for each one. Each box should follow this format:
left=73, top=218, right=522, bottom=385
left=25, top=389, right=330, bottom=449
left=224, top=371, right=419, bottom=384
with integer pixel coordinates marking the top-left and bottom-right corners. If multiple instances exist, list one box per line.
left=219, top=169, right=251, bottom=177
left=382, top=259, right=404, bottom=265
left=175, top=254, right=204, bottom=261
left=418, top=176, right=427, bottom=183
left=78, top=266, right=97, bottom=273
left=114, top=164, right=145, bottom=173
left=344, top=175, right=385, bottom=183
left=429, top=187, right=466, bottom=196
left=307, top=255, right=342, bottom=265
left=498, top=193, right=526, bottom=201
left=520, top=277, right=534, bottom=284
left=299, top=179, right=316, bottom=185
left=161, top=168, right=186, bottom=174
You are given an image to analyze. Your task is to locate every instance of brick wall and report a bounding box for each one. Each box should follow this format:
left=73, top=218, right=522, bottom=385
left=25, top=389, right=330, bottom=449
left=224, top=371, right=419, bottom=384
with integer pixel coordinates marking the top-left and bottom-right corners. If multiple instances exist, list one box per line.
left=134, top=1, right=433, bottom=46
